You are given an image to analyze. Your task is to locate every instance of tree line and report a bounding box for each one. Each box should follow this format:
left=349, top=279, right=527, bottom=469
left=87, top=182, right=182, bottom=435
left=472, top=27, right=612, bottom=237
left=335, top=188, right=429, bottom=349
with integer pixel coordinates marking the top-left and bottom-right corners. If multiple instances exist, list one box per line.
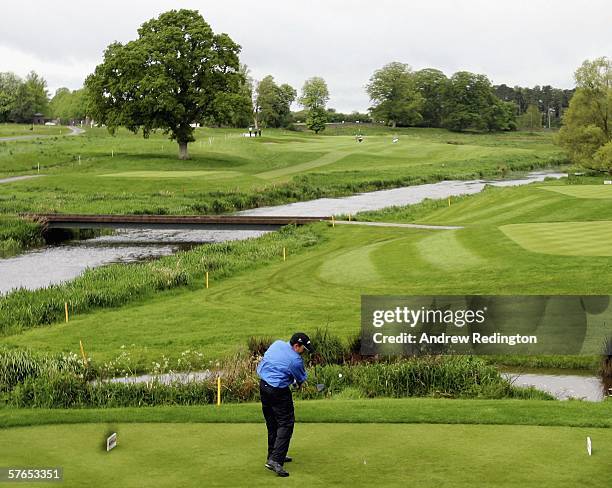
left=0, top=71, right=90, bottom=125
left=494, top=84, right=574, bottom=129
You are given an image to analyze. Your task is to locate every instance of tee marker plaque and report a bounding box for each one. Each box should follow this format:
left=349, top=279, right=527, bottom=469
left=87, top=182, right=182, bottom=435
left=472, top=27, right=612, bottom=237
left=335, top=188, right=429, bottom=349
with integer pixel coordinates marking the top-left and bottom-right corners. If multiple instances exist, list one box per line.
left=107, top=433, right=117, bottom=452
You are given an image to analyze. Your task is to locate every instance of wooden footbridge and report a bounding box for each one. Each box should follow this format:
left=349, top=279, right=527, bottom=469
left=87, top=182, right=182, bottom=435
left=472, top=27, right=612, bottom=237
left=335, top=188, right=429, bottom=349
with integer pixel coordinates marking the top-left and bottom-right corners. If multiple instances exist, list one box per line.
left=27, top=214, right=331, bottom=231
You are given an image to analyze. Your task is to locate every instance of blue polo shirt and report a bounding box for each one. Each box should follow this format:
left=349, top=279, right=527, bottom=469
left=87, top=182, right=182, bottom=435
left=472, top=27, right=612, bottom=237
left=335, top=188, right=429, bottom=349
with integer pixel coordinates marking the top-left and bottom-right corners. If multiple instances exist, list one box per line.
left=257, top=340, right=307, bottom=388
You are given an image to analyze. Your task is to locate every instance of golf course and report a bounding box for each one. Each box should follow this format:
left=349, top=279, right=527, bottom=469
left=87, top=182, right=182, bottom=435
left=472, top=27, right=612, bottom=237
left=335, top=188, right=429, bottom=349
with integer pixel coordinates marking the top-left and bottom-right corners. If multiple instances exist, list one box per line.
left=0, top=122, right=611, bottom=485
left=1, top=4, right=611, bottom=482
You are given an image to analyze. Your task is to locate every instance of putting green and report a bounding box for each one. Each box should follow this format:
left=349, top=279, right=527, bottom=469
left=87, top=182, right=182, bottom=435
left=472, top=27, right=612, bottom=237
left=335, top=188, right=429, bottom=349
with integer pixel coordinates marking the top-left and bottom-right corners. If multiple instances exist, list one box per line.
left=99, top=170, right=241, bottom=179
left=1, top=422, right=609, bottom=487
left=539, top=185, right=612, bottom=199
left=500, top=221, right=612, bottom=256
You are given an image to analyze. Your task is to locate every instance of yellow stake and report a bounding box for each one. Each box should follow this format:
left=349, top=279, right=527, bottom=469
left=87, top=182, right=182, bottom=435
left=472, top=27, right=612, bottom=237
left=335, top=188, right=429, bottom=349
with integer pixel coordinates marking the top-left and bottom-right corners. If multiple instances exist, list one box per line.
left=206, top=271, right=209, bottom=289
left=331, top=215, right=335, bottom=228
left=448, top=197, right=451, bottom=207
left=283, top=247, right=286, bottom=261
left=348, top=213, right=352, bottom=222
left=79, top=340, right=88, bottom=367
left=217, top=376, right=221, bottom=406
left=65, top=302, right=69, bottom=323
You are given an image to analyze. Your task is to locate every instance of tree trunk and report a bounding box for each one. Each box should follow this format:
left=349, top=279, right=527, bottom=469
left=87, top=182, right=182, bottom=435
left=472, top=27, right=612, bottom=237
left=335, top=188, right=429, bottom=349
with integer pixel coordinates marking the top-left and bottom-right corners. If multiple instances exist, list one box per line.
left=178, top=141, right=189, bottom=160
left=391, top=120, right=397, bottom=128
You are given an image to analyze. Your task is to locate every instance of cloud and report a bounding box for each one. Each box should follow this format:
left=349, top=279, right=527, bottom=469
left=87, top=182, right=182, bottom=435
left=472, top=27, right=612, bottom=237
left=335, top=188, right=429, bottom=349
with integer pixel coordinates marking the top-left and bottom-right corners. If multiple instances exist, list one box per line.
left=1, top=0, right=610, bottom=111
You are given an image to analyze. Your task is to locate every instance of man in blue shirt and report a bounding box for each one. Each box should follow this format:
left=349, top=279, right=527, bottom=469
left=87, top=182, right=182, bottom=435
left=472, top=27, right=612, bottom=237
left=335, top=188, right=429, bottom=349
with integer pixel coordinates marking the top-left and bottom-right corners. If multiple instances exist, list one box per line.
left=257, top=332, right=314, bottom=477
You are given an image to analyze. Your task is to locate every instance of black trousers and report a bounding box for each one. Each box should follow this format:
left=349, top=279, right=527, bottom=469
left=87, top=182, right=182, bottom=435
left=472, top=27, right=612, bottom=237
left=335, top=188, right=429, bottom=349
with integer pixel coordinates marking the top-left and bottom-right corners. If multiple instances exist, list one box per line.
left=259, top=379, right=295, bottom=464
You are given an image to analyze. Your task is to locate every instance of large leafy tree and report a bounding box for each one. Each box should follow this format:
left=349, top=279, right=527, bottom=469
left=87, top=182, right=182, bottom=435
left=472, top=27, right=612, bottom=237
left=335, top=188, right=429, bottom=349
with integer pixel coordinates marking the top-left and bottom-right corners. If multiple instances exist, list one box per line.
left=558, top=57, right=612, bottom=172
left=366, top=62, right=423, bottom=128
left=442, top=71, right=514, bottom=132
left=0, top=72, right=22, bottom=122
left=206, top=63, right=253, bottom=129
left=255, top=75, right=296, bottom=128
left=413, top=68, right=448, bottom=127
left=85, top=9, right=243, bottom=160
left=442, top=71, right=492, bottom=131
left=10, top=71, right=49, bottom=123
left=299, top=77, right=329, bottom=133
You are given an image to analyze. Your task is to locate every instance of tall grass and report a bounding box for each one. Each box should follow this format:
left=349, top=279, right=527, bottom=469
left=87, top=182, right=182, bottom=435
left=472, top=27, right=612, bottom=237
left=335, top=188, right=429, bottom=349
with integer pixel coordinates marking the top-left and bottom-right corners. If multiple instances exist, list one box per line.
left=0, top=347, right=88, bottom=394
left=4, top=352, right=549, bottom=408
left=2, top=329, right=552, bottom=408
left=0, top=224, right=325, bottom=335
left=0, top=216, right=43, bottom=257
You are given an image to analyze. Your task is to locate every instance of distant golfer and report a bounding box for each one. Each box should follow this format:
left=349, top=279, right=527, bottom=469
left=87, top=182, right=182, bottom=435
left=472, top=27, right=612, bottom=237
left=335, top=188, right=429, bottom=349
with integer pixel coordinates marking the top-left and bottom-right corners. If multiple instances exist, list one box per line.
left=257, top=332, right=314, bottom=477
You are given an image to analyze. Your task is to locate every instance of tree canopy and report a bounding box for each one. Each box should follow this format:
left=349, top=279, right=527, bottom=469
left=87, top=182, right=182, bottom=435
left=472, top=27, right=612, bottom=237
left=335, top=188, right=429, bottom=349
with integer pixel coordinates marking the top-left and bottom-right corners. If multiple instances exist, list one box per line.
left=299, top=77, right=329, bottom=133
left=85, top=9, right=244, bottom=159
left=255, top=75, right=296, bottom=128
left=49, top=87, right=90, bottom=123
left=0, top=72, right=22, bottom=122
left=558, top=57, right=612, bottom=172
left=413, top=68, right=448, bottom=128
left=366, top=62, right=423, bottom=128
left=442, top=71, right=515, bottom=132
left=0, top=71, right=49, bottom=123
left=365, top=64, right=515, bottom=131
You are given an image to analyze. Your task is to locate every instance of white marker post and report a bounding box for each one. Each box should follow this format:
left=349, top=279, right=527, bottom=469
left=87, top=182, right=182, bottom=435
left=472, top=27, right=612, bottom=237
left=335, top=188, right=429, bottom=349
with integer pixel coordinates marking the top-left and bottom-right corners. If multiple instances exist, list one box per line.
left=587, top=436, right=592, bottom=456
left=107, top=433, right=117, bottom=452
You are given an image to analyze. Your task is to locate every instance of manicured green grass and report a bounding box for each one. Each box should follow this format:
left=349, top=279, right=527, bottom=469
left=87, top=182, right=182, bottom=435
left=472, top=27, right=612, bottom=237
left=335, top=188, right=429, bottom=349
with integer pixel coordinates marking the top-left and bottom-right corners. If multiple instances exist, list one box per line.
left=0, top=420, right=609, bottom=487
left=500, top=221, right=612, bottom=256
left=540, top=185, right=612, bottom=199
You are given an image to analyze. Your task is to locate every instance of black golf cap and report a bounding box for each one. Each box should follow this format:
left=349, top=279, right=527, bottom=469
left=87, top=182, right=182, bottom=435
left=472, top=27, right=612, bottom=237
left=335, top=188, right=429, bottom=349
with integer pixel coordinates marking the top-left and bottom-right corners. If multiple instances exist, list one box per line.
left=290, top=332, right=315, bottom=353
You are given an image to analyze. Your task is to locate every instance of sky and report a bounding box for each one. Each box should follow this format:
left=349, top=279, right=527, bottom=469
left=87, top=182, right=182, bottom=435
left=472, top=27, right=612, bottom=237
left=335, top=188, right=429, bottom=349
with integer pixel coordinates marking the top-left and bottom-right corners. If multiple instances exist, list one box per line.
left=1, top=0, right=610, bottom=112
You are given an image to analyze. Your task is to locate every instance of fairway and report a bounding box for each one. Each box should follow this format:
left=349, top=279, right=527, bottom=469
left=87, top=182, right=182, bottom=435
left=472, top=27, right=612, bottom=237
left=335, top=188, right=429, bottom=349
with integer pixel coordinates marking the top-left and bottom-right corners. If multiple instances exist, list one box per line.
left=500, top=221, right=612, bottom=256
left=0, top=127, right=564, bottom=215
left=1, top=422, right=609, bottom=487
left=99, top=170, right=242, bottom=179
left=539, top=185, right=612, bottom=199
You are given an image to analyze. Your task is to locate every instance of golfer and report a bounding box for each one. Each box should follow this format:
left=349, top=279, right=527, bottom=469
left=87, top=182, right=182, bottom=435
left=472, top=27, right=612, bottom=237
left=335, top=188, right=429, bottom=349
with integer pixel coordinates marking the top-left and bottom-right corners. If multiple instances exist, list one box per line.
left=257, top=332, right=314, bottom=477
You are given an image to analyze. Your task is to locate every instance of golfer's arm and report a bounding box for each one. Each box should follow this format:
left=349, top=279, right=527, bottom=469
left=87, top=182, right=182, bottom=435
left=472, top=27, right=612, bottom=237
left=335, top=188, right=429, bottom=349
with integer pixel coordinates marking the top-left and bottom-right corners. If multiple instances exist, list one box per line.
left=289, top=359, right=307, bottom=387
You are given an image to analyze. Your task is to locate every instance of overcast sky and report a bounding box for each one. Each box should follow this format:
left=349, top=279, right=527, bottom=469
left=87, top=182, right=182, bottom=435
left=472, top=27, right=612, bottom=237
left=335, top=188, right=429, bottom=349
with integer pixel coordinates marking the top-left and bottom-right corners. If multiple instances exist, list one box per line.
left=1, top=0, right=610, bottom=112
